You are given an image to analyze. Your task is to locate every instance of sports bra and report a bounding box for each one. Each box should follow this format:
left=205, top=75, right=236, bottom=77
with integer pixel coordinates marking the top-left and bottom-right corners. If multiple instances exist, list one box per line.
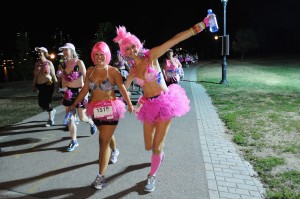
left=89, top=66, right=114, bottom=91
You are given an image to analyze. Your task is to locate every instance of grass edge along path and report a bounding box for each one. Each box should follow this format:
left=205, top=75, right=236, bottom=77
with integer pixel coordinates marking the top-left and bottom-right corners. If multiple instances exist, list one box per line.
left=198, top=57, right=300, bottom=199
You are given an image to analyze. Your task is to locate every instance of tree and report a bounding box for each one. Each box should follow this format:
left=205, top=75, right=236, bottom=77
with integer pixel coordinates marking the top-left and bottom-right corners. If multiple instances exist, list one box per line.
left=232, top=28, right=259, bottom=60
left=13, top=31, right=34, bottom=83
left=93, top=22, right=119, bottom=59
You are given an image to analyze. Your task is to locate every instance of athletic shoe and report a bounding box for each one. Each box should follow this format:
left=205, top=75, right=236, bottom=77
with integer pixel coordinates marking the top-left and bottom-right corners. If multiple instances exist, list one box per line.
left=109, top=148, right=120, bottom=164
left=66, top=140, right=79, bottom=152
left=45, top=119, right=54, bottom=127
left=90, top=124, right=97, bottom=135
left=144, top=175, right=156, bottom=192
left=91, top=174, right=106, bottom=190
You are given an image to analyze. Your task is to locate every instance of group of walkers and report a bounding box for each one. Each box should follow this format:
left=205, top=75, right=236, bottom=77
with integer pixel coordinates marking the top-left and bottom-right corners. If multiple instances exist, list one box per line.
left=31, top=14, right=211, bottom=192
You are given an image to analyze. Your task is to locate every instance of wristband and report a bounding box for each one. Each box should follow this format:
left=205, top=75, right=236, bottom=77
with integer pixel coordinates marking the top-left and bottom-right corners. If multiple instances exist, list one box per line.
left=193, top=22, right=206, bottom=34
left=189, top=28, right=196, bottom=36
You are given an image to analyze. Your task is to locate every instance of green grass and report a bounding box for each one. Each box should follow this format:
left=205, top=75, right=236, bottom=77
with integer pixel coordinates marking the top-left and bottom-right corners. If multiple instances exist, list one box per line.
left=198, top=56, right=300, bottom=198
left=0, top=81, right=61, bottom=128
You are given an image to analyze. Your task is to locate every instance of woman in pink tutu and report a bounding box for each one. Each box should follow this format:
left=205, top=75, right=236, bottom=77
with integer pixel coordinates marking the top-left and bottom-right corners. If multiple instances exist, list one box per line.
left=68, top=42, right=133, bottom=190
left=113, top=16, right=210, bottom=192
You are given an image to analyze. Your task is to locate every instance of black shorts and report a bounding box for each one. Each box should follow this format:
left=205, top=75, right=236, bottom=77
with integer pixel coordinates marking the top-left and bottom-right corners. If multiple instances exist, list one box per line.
left=93, top=119, right=119, bottom=126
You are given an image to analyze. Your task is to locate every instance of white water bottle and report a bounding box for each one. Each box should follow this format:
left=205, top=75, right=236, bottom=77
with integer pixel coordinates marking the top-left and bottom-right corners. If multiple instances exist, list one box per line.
left=207, top=9, right=219, bottom=33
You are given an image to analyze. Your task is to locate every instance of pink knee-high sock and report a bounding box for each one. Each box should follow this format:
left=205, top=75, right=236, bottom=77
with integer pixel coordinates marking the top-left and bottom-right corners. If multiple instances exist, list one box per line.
left=149, top=153, right=164, bottom=176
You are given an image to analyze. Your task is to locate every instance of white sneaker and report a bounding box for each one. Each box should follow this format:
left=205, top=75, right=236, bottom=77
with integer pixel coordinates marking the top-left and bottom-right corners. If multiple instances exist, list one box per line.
left=144, top=175, right=156, bottom=192
left=45, top=119, right=54, bottom=127
left=91, top=175, right=106, bottom=190
left=109, top=148, right=119, bottom=164
left=51, top=109, right=57, bottom=121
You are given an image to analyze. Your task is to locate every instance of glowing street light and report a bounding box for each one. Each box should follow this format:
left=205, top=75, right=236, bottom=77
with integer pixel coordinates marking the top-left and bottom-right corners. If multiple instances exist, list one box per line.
left=49, top=53, right=56, bottom=60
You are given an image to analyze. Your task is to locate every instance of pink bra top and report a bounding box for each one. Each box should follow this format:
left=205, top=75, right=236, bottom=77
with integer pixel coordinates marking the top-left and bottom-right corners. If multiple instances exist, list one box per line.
left=62, top=59, right=82, bottom=82
left=134, top=66, right=161, bottom=87
left=34, top=60, right=50, bottom=75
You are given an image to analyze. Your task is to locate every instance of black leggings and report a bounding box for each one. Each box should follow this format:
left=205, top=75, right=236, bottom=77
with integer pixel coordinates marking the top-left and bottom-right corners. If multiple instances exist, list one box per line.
left=36, top=81, right=54, bottom=112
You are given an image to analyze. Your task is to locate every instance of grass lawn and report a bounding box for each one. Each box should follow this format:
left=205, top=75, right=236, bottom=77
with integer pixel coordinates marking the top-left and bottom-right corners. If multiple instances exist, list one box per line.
left=198, top=56, right=300, bottom=199
left=0, top=81, right=62, bottom=128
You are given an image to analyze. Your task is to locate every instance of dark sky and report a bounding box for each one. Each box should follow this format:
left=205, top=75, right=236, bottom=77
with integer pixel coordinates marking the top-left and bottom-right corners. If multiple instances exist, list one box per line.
left=1, top=1, right=300, bottom=57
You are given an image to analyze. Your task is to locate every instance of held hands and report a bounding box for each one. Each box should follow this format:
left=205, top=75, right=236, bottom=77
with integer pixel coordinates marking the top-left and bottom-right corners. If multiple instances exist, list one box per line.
left=127, top=104, right=133, bottom=114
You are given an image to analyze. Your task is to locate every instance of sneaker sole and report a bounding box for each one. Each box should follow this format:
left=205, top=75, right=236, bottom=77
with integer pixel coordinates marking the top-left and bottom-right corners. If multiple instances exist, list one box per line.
left=66, top=144, right=79, bottom=152
left=45, top=121, right=54, bottom=127
left=144, top=187, right=155, bottom=192
left=92, top=183, right=106, bottom=190
left=109, top=159, right=117, bottom=164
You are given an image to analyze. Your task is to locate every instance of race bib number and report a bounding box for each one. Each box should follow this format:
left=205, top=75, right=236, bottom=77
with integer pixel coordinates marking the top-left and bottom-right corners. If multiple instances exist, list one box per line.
left=94, top=105, right=113, bottom=119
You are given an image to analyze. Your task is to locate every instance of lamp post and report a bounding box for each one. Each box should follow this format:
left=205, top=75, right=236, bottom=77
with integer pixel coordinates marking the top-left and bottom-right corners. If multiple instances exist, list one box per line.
left=214, top=35, right=219, bottom=62
left=220, top=0, right=228, bottom=84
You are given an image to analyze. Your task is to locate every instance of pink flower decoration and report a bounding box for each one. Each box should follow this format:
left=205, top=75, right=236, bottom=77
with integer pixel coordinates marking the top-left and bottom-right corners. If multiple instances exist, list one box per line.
left=63, top=89, right=73, bottom=100
left=64, top=74, right=73, bottom=82
left=63, top=71, right=82, bottom=82
left=71, top=71, right=81, bottom=80
left=56, top=70, right=62, bottom=78
left=43, top=65, right=50, bottom=74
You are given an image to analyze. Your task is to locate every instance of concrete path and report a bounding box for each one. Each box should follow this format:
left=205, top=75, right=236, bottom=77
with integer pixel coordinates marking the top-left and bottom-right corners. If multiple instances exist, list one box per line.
left=0, top=63, right=265, bottom=199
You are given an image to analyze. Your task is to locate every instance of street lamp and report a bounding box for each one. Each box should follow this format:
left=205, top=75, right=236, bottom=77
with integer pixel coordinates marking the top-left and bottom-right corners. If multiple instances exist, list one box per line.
left=49, top=53, right=56, bottom=60
left=220, top=0, right=229, bottom=84
left=214, top=35, right=219, bottom=62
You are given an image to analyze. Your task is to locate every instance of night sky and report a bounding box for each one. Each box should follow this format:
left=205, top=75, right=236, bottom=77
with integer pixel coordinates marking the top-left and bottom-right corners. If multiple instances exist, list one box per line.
left=1, top=1, right=300, bottom=58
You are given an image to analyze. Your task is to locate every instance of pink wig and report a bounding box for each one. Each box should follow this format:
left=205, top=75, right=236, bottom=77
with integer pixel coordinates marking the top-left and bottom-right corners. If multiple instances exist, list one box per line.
left=91, top=41, right=111, bottom=65
left=113, top=26, right=143, bottom=57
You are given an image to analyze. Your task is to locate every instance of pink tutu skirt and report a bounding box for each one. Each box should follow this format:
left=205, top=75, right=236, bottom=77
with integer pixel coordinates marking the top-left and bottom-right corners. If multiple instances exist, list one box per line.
left=136, top=84, right=190, bottom=124
left=86, top=98, right=126, bottom=121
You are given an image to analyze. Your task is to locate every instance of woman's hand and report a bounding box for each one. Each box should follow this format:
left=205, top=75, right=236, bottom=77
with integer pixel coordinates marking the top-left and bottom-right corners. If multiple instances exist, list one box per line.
left=127, top=104, right=133, bottom=114
left=67, top=104, right=75, bottom=113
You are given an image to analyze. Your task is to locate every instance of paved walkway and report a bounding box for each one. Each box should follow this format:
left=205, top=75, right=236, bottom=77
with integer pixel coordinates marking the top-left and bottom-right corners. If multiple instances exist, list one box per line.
left=189, top=65, right=265, bottom=199
left=0, top=63, right=265, bottom=199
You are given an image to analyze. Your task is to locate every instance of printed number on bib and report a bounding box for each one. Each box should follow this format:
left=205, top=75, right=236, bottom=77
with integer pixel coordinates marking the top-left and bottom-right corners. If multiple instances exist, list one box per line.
left=94, top=106, right=113, bottom=119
